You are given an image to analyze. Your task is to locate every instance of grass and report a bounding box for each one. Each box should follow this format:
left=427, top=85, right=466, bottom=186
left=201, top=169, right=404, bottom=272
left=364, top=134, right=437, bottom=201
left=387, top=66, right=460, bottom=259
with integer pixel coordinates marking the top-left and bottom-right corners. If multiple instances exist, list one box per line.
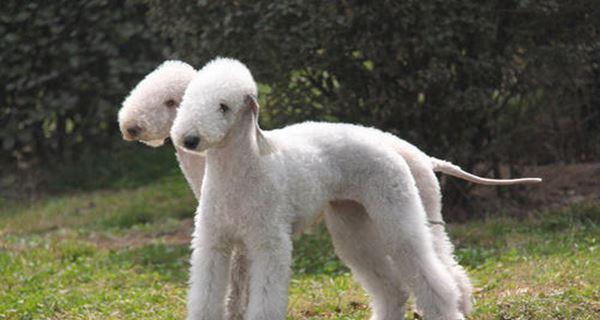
left=0, top=169, right=598, bottom=319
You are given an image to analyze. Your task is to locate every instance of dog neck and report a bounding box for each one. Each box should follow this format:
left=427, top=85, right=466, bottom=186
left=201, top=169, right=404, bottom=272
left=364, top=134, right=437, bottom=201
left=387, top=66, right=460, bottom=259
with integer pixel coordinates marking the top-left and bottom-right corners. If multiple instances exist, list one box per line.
left=206, top=109, right=263, bottom=177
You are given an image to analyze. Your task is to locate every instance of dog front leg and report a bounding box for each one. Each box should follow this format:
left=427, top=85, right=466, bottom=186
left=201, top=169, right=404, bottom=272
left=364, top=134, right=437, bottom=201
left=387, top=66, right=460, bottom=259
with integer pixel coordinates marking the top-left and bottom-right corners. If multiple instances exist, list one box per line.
left=187, top=229, right=231, bottom=320
left=244, top=230, right=293, bottom=320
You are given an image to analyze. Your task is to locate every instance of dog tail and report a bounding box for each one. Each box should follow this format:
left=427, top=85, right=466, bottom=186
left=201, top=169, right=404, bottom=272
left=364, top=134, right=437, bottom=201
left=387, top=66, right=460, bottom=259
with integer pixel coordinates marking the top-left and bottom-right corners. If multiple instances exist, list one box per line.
left=430, top=157, right=542, bottom=185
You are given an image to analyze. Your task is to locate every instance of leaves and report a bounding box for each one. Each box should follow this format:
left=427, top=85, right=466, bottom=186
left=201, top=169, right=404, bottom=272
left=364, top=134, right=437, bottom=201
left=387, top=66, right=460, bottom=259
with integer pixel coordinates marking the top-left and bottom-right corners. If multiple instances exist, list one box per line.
left=1, top=1, right=599, bottom=216
left=0, top=0, right=166, bottom=166
left=144, top=0, right=600, bottom=219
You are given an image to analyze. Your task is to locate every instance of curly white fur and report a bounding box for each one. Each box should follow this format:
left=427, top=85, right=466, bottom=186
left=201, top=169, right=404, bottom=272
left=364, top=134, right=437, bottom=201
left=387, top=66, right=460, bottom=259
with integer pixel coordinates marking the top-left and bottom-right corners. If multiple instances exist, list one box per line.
left=171, top=57, right=466, bottom=320
left=118, top=60, right=196, bottom=147
left=117, top=60, right=543, bottom=318
left=119, top=60, right=542, bottom=319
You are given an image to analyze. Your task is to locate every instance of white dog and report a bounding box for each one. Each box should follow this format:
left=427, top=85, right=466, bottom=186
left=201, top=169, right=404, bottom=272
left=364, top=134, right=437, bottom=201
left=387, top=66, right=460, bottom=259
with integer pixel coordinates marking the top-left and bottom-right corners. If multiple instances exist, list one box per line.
left=119, top=60, right=541, bottom=319
left=171, top=57, right=468, bottom=320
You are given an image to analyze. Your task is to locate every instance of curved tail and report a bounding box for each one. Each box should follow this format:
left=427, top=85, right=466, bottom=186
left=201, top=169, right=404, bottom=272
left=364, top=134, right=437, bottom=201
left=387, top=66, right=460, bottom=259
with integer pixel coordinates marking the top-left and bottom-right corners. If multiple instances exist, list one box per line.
left=431, top=158, right=542, bottom=185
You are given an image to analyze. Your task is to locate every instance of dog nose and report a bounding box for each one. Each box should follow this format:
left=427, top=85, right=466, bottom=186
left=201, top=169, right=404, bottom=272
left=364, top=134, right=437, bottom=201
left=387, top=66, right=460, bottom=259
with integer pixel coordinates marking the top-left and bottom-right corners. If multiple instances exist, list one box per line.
left=183, top=135, right=200, bottom=150
left=127, top=125, right=142, bottom=138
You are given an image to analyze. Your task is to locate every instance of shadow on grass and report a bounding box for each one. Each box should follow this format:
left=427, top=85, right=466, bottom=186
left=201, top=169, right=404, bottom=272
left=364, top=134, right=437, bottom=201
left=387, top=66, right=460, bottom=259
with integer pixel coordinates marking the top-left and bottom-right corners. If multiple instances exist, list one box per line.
left=111, top=243, right=190, bottom=283
left=114, top=202, right=599, bottom=280
left=293, top=202, right=599, bottom=276
left=105, top=223, right=349, bottom=282
left=451, top=202, right=600, bottom=268
left=100, top=204, right=193, bottom=230
left=292, top=224, right=349, bottom=276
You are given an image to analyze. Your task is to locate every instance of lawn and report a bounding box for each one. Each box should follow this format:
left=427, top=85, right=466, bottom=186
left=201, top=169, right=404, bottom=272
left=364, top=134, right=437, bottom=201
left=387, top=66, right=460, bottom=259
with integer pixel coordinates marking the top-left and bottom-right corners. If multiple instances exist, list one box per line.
left=1, top=169, right=598, bottom=319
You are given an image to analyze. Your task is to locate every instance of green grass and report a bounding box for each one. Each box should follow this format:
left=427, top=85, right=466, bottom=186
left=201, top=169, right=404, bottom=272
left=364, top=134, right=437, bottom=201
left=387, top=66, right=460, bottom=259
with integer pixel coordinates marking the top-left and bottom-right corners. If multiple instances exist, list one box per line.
left=1, top=173, right=598, bottom=319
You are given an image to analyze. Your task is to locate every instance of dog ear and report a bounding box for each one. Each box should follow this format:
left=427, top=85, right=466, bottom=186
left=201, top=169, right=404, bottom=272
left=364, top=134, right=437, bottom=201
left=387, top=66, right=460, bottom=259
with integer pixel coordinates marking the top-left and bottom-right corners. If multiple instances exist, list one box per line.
left=244, top=94, right=277, bottom=156
left=245, top=94, right=259, bottom=115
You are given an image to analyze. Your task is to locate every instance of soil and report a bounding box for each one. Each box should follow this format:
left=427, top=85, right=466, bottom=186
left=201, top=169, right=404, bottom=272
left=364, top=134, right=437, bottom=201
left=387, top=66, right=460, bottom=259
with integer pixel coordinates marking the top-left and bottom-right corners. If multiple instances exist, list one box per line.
left=466, top=162, right=600, bottom=216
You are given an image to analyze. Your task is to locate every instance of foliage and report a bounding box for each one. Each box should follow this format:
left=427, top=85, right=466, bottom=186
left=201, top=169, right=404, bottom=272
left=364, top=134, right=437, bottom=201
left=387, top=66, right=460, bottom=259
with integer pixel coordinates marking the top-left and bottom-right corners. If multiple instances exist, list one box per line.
left=0, top=173, right=598, bottom=318
left=146, top=0, right=600, bottom=163
left=0, top=0, right=167, bottom=168
left=145, top=0, right=600, bottom=218
left=2, top=1, right=599, bottom=217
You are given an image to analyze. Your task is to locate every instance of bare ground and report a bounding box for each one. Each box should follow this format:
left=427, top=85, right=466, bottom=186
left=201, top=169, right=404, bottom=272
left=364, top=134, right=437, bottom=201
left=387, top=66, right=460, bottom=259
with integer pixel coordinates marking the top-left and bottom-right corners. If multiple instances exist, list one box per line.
left=459, top=162, right=600, bottom=216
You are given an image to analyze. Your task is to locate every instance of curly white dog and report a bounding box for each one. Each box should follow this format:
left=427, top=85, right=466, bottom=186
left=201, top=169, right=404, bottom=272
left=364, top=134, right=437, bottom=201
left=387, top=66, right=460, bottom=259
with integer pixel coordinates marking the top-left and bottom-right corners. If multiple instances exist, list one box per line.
left=171, top=57, right=468, bottom=320
left=119, top=60, right=541, bottom=320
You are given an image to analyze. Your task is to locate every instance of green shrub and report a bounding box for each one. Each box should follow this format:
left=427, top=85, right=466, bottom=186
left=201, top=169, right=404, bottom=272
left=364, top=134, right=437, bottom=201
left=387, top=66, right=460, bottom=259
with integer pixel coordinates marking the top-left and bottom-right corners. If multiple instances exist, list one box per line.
left=145, top=0, right=600, bottom=219
left=0, top=0, right=167, bottom=167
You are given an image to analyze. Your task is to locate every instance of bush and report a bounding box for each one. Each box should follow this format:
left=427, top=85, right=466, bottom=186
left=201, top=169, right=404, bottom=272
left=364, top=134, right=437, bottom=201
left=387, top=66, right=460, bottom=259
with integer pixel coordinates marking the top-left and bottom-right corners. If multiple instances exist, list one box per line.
left=145, top=0, right=599, bottom=163
left=0, top=0, right=167, bottom=168
left=2, top=1, right=599, bottom=217
left=145, top=0, right=600, bottom=218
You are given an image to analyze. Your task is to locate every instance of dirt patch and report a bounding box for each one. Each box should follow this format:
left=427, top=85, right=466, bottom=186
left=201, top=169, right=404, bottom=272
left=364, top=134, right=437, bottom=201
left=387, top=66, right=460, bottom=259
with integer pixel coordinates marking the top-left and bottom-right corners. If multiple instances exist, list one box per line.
left=525, top=162, right=600, bottom=206
left=468, top=162, right=600, bottom=215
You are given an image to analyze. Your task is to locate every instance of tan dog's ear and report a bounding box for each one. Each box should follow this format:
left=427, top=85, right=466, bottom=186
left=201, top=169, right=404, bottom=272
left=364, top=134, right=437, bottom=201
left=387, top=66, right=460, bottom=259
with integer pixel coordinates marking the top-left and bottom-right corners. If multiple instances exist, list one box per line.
left=244, top=94, right=276, bottom=156
left=245, top=94, right=259, bottom=114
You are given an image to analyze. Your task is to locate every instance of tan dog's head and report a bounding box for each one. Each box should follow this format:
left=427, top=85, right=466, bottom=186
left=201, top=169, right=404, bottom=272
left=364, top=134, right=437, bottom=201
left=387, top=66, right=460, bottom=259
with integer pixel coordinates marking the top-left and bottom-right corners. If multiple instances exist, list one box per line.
left=118, top=60, right=196, bottom=147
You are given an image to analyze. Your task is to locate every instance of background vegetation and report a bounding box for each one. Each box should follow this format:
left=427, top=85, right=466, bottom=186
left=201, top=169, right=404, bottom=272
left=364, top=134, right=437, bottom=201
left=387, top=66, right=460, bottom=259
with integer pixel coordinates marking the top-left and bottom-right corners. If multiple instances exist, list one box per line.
left=0, top=0, right=167, bottom=198
left=146, top=0, right=600, bottom=217
left=2, top=0, right=599, bottom=219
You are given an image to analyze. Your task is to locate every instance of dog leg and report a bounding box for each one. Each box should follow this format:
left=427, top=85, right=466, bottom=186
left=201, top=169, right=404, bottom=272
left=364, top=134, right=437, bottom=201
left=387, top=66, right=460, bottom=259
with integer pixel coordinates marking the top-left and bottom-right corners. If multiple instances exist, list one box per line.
left=410, top=161, right=473, bottom=314
left=325, top=200, right=409, bottom=320
left=359, top=172, right=463, bottom=319
left=225, top=245, right=250, bottom=320
left=244, top=229, right=293, bottom=320
left=188, top=226, right=231, bottom=320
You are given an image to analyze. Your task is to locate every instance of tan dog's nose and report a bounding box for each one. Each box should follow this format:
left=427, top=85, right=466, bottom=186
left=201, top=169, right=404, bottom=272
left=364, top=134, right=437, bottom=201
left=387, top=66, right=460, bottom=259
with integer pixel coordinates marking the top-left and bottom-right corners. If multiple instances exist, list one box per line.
left=123, top=125, right=142, bottom=141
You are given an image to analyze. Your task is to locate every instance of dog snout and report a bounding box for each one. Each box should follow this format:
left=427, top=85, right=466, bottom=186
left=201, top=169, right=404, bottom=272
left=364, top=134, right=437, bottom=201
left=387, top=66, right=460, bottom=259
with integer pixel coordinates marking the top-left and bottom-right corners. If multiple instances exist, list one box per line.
left=183, top=135, right=200, bottom=150
left=124, top=125, right=142, bottom=140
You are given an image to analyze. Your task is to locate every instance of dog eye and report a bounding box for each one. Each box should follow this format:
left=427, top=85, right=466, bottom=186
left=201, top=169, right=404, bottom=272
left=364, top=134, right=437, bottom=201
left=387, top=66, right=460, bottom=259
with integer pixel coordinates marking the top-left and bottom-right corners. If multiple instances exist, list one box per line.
left=165, top=99, right=177, bottom=108
left=219, top=103, right=230, bottom=113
